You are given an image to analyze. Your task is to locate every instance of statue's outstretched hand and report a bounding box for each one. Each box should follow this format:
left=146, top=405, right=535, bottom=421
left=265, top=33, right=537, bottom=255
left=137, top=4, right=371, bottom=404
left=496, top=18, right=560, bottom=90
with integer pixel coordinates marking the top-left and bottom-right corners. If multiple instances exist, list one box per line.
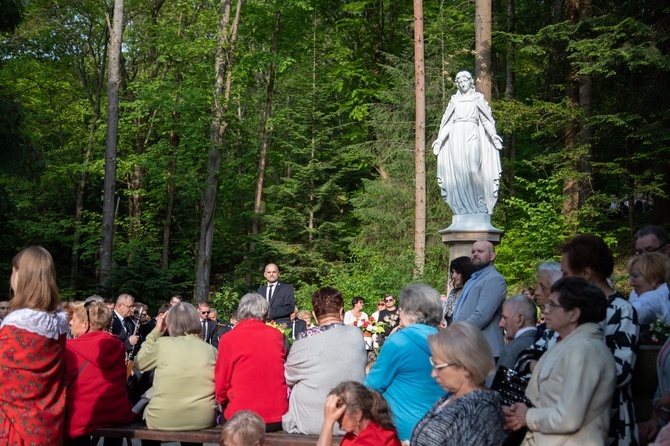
left=493, top=135, right=503, bottom=150
left=432, top=139, right=442, bottom=155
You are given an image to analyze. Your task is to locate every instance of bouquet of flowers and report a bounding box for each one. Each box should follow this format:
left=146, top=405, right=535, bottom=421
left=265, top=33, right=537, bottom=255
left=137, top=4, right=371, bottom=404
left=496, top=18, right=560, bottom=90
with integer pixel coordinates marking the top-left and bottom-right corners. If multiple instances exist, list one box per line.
left=353, top=317, right=386, bottom=336
left=266, top=320, right=293, bottom=343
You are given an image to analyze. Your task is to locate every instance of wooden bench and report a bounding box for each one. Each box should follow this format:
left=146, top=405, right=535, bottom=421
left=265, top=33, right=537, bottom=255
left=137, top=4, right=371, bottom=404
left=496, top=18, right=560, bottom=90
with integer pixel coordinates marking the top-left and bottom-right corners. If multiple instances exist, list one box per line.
left=93, top=422, right=340, bottom=445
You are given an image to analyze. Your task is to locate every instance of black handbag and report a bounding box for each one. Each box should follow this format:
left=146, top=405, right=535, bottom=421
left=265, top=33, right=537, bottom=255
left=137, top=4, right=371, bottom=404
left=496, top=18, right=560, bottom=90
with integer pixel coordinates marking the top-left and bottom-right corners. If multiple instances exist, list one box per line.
left=491, top=365, right=532, bottom=407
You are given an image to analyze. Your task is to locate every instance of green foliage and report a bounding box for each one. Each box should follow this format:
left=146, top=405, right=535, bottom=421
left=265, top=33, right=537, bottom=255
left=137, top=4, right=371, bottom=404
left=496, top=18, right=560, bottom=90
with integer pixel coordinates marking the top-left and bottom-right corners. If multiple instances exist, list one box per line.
left=0, top=0, right=668, bottom=307
left=100, top=241, right=180, bottom=310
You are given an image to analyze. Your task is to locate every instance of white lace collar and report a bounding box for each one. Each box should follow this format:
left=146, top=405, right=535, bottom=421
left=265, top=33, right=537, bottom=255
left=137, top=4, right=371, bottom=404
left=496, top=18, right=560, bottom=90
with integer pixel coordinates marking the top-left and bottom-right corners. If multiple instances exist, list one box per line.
left=1, top=308, right=69, bottom=339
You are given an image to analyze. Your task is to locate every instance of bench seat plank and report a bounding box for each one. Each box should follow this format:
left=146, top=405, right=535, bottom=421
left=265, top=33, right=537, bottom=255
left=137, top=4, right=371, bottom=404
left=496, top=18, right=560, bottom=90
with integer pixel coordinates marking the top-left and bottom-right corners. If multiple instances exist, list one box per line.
left=92, top=423, right=336, bottom=445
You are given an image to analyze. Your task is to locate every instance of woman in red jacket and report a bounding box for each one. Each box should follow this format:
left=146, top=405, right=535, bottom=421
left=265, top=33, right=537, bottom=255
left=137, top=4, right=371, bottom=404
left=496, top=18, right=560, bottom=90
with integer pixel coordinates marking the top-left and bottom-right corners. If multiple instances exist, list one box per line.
left=215, top=293, right=288, bottom=431
left=64, top=301, right=137, bottom=445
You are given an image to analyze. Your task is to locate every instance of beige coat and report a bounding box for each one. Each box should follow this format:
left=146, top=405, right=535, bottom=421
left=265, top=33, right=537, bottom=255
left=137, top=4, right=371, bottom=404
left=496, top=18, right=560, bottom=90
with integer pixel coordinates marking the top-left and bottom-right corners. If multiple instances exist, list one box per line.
left=522, top=322, right=616, bottom=446
left=136, top=330, right=218, bottom=430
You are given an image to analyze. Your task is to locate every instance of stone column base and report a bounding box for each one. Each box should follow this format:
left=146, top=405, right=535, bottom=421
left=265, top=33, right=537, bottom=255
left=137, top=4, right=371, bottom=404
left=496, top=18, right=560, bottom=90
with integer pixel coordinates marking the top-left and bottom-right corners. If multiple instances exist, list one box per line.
left=439, top=215, right=504, bottom=265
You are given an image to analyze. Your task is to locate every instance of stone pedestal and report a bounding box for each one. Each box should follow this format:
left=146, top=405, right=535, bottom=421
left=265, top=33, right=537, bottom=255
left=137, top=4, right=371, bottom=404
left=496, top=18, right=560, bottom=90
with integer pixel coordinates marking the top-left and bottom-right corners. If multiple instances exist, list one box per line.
left=439, top=214, right=504, bottom=266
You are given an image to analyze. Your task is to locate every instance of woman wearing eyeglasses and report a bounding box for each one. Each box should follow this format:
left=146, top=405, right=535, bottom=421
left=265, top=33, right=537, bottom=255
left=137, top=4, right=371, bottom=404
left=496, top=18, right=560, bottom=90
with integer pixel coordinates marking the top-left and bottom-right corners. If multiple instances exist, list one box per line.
left=410, top=321, right=503, bottom=445
left=365, top=284, right=446, bottom=441
left=503, top=277, right=616, bottom=445
left=628, top=252, right=670, bottom=326
left=64, top=301, right=137, bottom=445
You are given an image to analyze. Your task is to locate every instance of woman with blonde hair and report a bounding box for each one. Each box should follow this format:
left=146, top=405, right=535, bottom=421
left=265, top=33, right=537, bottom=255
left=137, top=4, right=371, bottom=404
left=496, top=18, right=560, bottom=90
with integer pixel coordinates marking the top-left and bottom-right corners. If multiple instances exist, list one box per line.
left=220, top=411, right=266, bottom=446
left=0, top=246, right=70, bottom=445
left=64, top=301, right=137, bottom=445
left=411, top=321, right=503, bottom=445
left=628, top=252, right=670, bottom=325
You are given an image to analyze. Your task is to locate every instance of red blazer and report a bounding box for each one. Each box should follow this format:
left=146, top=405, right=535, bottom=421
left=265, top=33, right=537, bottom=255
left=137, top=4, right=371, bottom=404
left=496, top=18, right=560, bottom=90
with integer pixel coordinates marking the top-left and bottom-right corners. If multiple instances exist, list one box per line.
left=65, top=331, right=137, bottom=438
left=215, top=319, right=288, bottom=423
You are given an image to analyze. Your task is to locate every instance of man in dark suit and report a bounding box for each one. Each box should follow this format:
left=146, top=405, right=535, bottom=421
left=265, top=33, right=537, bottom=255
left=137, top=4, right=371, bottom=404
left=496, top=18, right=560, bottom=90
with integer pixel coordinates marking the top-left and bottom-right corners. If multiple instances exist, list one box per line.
left=497, top=294, right=537, bottom=370
left=198, top=301, right=219, bottom=348
left=110, top=293, right=139, bottom=353
left=257, top=263, right=295, bottom=325
left=288, top=306, right=307, bottom=340
left=453, top=240, right=508, bottom=360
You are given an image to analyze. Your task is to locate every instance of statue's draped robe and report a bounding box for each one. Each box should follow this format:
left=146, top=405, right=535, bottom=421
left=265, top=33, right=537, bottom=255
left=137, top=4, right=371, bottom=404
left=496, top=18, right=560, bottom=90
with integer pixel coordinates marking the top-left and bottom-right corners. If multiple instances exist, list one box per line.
left=434, top=92, right=502, bottom=215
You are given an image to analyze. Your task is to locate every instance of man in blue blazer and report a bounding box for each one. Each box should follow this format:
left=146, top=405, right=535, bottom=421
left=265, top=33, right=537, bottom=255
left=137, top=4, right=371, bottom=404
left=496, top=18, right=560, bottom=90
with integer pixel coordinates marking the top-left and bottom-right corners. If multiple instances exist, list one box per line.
left=257, top=263, right=295, bottom=325
left=453, top=240, right=507, bottom=359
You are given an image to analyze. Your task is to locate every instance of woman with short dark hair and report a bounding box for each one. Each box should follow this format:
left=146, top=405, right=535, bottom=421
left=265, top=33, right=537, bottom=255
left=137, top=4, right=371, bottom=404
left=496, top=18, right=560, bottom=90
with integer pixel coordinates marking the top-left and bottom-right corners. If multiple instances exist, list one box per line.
left=343, top=296, right=367, bottom=325
left=503, top=277, right=617, bottom=445
left=283, top=287, right=366, bottom=435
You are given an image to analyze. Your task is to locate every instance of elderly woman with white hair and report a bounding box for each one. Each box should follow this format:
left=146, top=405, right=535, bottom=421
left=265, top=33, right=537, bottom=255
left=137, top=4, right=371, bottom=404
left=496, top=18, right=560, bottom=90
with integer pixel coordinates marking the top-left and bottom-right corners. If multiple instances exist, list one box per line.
left=135, top=302, right=218, bottom=443
left=365, top=284, right=446, bottom=441
left=215, top=293, right=288, bottom=432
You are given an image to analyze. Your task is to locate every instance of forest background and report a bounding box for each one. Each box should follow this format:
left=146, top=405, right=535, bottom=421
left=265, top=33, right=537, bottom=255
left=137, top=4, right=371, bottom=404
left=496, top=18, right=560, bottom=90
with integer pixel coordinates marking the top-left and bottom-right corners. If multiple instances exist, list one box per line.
left=0, top=0, right=668, bottom=317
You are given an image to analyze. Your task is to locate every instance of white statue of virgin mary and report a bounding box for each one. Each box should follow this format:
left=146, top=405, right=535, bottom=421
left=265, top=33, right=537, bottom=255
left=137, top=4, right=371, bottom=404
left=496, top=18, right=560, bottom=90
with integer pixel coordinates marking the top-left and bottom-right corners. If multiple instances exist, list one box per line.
left=432, top=71, right=503, bottom=225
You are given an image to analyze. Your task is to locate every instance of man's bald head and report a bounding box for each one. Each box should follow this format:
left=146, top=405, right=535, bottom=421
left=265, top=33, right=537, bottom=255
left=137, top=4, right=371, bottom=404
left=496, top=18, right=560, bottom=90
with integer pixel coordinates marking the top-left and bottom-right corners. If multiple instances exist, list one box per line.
left=264, top=263, right=280, bottom=284
left=471, top=240, right=496, bottom=270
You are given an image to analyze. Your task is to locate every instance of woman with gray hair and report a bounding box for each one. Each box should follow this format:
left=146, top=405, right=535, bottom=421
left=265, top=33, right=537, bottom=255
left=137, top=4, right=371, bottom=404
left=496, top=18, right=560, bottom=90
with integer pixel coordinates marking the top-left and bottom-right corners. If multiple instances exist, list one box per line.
left=215, top=293, right=288, bottom=432
left=365, top=284, right=446, bottom=441
left=135, top=302, right=218, bottom=439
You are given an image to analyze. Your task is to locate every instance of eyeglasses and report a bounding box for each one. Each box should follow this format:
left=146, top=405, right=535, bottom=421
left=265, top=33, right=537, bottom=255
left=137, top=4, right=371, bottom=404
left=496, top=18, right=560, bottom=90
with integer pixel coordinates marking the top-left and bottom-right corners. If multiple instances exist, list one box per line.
left=83, top=301, right=92, bottom=332
left=201, top=310, right=211, bottom=315
left=377, top=302, right=385, bottom=306
left=636, top=243, right=668, bottom=256
left=544, top=302, right=572, bottom=312
left=384, top=298, right=394, bottom=303
left=429, top=357, right=459, bottom=370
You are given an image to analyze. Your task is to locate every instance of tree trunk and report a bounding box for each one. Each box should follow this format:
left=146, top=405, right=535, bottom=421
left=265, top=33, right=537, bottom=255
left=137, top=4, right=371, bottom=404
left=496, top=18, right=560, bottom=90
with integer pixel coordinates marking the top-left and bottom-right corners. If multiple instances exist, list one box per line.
left=194, top=0, right=243, bottom=302
left=251, top=0, right=281, bottom=248
left=100, top=0, right=124, bottom=283
left=71, top=28, right=109, bottom=291
left=162, top=117, right=178, bottom=270
left=502, top=0, right=516, bottom=194
left=413, top=0, right=426, bottom=279
left=562, top=0, right=591, bottom=221
left=475, top=0, right=492, bottom=100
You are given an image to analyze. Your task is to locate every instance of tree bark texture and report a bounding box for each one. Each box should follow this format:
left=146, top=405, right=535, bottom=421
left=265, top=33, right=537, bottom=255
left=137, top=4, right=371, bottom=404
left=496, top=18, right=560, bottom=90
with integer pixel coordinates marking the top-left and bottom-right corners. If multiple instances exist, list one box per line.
left=195, top=0, right=243, bottom=302
left=475, top=0, right=492, bottom=100
left=100, top=0, right=124, bottom=283
left=414, top=0, right=426, bottom=278
left=252, top=1, right=281, bottom=243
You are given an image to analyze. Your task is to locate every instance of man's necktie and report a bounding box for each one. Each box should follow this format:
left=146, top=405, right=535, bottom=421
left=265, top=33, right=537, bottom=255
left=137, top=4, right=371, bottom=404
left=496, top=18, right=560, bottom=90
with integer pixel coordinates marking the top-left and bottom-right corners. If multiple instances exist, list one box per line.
left=267, top=284, right=275, bottom=301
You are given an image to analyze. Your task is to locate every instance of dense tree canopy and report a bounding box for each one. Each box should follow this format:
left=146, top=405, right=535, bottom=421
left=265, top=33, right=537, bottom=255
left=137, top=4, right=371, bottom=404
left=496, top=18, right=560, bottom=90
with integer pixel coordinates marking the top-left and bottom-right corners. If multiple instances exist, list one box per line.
left=0, top=0, right=667, bottom=313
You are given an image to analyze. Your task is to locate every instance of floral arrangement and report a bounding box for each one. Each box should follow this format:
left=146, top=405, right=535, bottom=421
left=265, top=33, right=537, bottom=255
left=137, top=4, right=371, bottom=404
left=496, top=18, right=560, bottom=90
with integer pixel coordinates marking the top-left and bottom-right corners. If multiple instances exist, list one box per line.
left=353, top=316, right=386, bottom=335
left=266, top=320, right=293, bottom=343
left=645, top=317, right=670, bottom=344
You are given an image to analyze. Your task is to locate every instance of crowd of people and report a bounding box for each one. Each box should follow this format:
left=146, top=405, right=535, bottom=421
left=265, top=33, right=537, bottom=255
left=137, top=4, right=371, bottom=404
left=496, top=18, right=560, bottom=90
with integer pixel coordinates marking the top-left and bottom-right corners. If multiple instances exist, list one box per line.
left=1, top=225, right=670, bottom=446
